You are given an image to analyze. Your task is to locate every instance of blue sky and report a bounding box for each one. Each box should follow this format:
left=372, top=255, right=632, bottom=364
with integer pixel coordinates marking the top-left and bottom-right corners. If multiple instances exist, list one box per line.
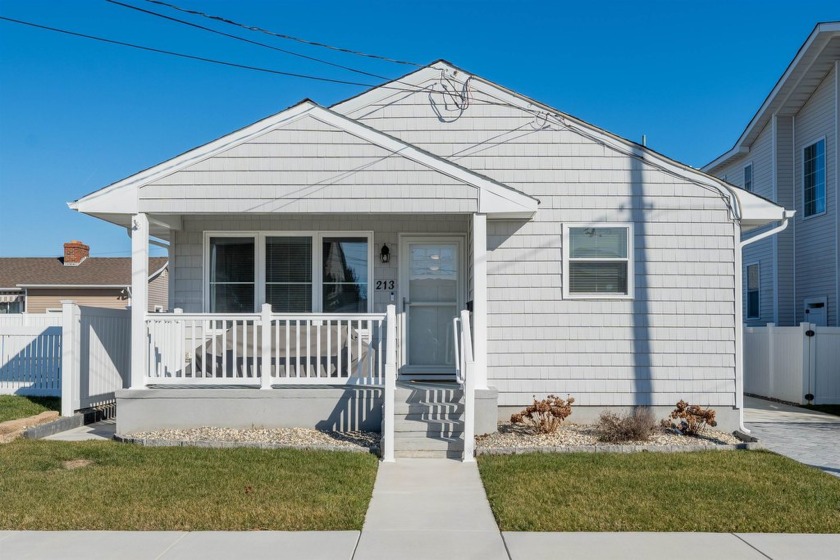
left=1, top=0, right=838, bottom=257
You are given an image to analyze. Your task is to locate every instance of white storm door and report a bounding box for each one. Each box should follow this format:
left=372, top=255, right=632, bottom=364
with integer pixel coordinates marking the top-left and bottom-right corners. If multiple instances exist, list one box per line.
left=399, top=237, right=463, bottom=375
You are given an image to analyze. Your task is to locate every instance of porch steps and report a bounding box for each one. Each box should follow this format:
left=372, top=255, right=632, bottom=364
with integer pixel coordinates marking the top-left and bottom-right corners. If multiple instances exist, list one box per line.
left=393, top=382, right=465, bottom=459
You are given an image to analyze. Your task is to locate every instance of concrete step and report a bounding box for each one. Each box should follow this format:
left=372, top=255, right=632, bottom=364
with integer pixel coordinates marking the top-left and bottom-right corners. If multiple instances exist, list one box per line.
left=394, top=402, right=464, bottom=415
left=394, top=436, right=464, bottom=452
left=394, top=418, right=464, bottom=433
left=395, top=387, right=463, bottom=405
left=395, top=449, right=464, bottom=459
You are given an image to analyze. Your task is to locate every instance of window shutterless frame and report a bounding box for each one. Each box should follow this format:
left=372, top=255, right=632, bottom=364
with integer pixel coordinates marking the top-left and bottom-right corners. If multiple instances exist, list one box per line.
left=743, top=162, right=753, bottom=193
left=203, top=231, right=373, bottom=313
left=802, top=137, right=826, bottom=219
left=746, top=262, right=760, bottom=319
left=562, top=223, right=634, bottom=300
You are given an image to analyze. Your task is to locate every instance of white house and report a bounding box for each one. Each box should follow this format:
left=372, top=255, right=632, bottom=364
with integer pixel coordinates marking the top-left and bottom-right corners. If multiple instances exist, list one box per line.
left=70, top=61, right=788, bottom=454
left=704, top=22, right=840, bottom=328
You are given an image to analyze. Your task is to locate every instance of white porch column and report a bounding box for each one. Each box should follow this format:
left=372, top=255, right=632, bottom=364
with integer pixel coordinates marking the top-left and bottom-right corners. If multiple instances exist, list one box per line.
left=130, top=213, right=149, bottom=389
left=472, top=213, right=488, bottom=390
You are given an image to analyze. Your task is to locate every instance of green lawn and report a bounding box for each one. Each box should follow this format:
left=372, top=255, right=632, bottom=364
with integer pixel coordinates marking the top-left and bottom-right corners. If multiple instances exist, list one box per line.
left=0, top=395, right=61, bottom=423
left=478, top=451, right=840, bottom=533
left=0, top=439, right=378, bottom=530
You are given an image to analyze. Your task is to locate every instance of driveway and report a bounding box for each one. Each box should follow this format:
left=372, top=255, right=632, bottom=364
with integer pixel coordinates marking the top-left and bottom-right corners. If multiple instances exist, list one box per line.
left=744, top=396, right=840, bottom=477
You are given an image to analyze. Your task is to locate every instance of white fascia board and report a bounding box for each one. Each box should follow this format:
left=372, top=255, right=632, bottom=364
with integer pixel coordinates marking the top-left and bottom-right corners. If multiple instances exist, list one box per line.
left=332, top=66, right=442, bottom=115
left=309, top=106, right=538, bottom=215
left=703, top=23, right=840, bottom=172
left=729, top=188, right=790, bottom=231
left=71, top=102, right=316, bottom=215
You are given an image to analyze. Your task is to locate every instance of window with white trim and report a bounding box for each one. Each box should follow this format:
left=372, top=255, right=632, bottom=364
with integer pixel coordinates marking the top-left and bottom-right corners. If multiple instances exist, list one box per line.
left=803, top=139, right=825, bottom=217
left=744, top=164, right=752, bottom=192
left=206, top=232, right=370, bottom=313
left=563, top=224, right=633, bottom=298
left=746, top=263, right=760, bottom=319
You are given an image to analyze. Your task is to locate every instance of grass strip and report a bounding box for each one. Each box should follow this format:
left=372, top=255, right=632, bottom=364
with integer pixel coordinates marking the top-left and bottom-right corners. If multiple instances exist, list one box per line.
left=478, top=450, right=840, bottom=533
left=0, top=395, right=61, bottom=423
left=0, top=439, right=378, bottom=530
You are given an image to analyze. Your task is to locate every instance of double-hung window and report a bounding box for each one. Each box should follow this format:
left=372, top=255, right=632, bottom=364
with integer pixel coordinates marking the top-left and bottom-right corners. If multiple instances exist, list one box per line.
left=803, top=139, right=825, bottom=217
left=206, top=232, right=371, bottom=313
left=746, top=263, right=760, bottom=319
left=563, top=224, right=633, bottom=298
left=744, top=163, right=753, bottom=192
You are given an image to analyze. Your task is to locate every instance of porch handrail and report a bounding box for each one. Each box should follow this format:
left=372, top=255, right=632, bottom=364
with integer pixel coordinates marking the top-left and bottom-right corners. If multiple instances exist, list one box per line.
left=145, top=309, right=388, bottom=386
left=453, top=309, right=476, bottom=462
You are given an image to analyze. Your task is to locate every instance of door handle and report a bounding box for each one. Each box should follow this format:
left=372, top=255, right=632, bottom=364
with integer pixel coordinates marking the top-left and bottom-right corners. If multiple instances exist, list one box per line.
left=402, top=297, right=410, bottom=309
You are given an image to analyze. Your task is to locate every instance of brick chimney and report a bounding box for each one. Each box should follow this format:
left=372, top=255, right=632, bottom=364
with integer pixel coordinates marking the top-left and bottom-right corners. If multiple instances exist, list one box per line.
left=63, top=240, right=90, bottom=266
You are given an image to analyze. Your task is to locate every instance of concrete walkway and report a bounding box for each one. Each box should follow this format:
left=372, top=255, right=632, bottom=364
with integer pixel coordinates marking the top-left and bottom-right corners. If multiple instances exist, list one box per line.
left=353, top=458, right=508, bottom=560
left=43, top=418, right=116, bottom=441
left=744, top=396, right=840, bottom=477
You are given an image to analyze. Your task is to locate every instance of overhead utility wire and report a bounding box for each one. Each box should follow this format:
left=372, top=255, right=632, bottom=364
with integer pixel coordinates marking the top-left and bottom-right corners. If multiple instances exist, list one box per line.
left=143, top=0, right=422, bottom=67
left=0, top=16, right=383, bottom=87
left=106, top=0, right=393, bottom=82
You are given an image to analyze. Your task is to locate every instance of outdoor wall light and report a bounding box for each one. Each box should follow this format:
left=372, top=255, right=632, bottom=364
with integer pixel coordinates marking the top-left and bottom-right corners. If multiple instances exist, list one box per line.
left=380, top=244, right=390, bottom=263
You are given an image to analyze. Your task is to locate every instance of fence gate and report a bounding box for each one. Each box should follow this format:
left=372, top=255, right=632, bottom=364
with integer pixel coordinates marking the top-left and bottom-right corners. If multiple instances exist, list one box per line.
left=744, top=323, right=840, bottom=405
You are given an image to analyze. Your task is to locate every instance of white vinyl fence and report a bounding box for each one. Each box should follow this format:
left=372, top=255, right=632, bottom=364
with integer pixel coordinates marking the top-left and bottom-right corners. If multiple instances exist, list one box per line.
left=0, top=302, right=131, bottom=416
left=744, top=323, right=840, bottom=405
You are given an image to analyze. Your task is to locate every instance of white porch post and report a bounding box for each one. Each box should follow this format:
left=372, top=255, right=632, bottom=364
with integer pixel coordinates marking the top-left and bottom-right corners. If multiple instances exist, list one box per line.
left=472, top=213, right=488, bottom=389
left=130, top=213, right=149, bottom=389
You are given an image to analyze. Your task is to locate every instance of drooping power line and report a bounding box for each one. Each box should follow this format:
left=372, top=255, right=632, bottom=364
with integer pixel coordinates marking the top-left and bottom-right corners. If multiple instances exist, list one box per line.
left=105, top=0, right=395, bottom=82
left=0, top=15, right=382, bottom=87
left=143, top=0, right=422, bottom=67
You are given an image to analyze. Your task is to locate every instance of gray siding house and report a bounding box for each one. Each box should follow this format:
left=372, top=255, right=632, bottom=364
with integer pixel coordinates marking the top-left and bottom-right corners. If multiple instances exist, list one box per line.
left=704, top=22, right=840, bottom=328
left=71, top=61, right=786, bottom=443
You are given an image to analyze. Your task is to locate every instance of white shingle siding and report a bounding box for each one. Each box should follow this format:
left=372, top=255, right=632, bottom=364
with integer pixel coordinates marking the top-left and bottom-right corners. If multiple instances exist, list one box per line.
left=794, top=66, right=837, bottom=325
left=339, top=79, right=738, bottom=408
left=139, top=114, right=479, bottom=215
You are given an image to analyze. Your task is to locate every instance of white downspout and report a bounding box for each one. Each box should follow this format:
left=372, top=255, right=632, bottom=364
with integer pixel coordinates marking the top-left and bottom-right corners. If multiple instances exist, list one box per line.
left=736, top=210, right=795, bottom=434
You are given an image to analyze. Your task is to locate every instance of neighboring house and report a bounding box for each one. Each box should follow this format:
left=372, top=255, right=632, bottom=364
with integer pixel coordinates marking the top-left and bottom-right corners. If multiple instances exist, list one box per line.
left=0, top=241, right=169, bottom=313
left=704, top=22, right=840, bottom=328
left=70, top=60, right=787, bottom=438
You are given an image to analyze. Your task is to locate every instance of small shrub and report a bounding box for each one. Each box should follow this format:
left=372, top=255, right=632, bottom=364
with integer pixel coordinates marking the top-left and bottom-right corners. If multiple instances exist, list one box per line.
left=663, top=400, right=717, bottom=436
left=510, top=395, right=574, bottom=434
left=597, top=407, right=656, bottom=443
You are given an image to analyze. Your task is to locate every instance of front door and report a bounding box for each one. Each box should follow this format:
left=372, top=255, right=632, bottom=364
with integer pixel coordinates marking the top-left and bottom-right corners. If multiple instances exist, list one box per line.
left=399, top=237, right=463, bottom=378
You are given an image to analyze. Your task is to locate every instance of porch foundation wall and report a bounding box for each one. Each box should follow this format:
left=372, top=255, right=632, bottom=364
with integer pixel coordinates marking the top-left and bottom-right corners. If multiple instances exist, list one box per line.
left=496, top=405, right=742, bottom=433
left=115, top=387, right=383, bottom=434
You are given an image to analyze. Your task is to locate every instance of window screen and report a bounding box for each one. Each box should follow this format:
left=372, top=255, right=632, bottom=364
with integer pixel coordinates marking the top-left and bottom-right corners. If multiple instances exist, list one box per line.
left=568, top=227, right=630, bottom=295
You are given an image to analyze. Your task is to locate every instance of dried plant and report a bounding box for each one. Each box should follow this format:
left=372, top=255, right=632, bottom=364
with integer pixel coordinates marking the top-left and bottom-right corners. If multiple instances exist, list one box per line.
left=663, top=400, right=718, bottom=436
left=510, top=395, right=574, bottom=434
left=597, top=407, right=656, bottom=443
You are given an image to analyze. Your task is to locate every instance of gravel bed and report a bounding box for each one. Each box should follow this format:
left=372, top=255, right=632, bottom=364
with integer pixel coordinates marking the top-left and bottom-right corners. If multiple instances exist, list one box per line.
left=476, top=422, right=755, bottom=455
left=119, top=427, right=380, bottom=453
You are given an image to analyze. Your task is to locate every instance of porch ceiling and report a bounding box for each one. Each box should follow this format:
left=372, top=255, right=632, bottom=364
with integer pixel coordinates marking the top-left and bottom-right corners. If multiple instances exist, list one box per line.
left=70, top=101, right=537, bottom=231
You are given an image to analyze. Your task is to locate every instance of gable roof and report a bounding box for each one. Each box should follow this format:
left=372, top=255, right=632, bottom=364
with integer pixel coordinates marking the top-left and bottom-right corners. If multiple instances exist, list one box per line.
left=332, top=60, right=789, bottom=231
left=70, top=100, right=538, bottom=226
left=703, top=22, right=840, bottom=172
left=0, top=257, right=168, bottom=290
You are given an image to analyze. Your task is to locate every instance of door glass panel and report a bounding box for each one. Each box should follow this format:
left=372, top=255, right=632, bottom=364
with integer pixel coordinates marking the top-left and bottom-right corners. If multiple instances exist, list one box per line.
left=405, top=242, right=459, bottom=369
left=408, top=305, right=457, bottom=366
left=409, top=244, right=457, bottom=302
left=209, top=237, right=255, bottom=312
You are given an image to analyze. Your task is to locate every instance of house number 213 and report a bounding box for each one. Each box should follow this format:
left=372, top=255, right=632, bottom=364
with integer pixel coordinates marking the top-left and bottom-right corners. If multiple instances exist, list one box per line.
left=375, top=280, right=395, bottom=290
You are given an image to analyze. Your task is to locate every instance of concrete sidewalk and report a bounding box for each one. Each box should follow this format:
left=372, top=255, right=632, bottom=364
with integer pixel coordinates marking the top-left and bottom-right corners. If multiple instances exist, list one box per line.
left=3, top=529, right=837, bottom=559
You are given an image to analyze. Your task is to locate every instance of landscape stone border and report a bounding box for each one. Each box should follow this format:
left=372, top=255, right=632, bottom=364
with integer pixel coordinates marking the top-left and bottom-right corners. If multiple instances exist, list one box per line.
left=114, top=433, right=381, bottom=455
left=22, top=414, right=85, bottom=440
left=476, top=441, right=763, bottom=455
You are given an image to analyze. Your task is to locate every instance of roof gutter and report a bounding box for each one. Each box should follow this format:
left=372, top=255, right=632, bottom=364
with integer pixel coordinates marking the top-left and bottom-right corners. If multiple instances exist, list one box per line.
left=735, top=209, right=796, bottom=436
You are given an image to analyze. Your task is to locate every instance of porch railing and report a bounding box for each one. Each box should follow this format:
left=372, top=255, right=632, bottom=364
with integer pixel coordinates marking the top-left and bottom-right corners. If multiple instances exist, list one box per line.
left=146, top=305, right=387, bottom=386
